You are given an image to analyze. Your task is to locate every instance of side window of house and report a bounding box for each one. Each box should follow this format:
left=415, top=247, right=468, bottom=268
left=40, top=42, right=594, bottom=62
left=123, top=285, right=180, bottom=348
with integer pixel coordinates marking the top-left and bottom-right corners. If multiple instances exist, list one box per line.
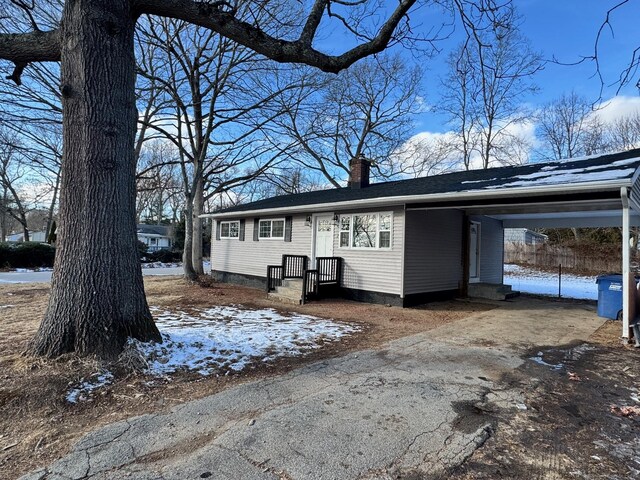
left=339, top=216, right=350, bottom=247
left=339, top=212, right=392, bottom=249
left=220, top=220, right=240, bottom=239
left=379, top=214, right=391, bottom=248
left=259, top=219, right=285, bottom=239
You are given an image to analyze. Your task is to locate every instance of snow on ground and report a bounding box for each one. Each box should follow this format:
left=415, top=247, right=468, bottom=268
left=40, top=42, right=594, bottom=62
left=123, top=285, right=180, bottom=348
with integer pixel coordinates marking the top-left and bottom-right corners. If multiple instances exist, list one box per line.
left=66, top=305, right=358, bottom=402
left=504, top=264, right=597, bottom=300
left=66, top=372, right=115, bottom=404
left=13, top=267, right=53, bottom=273
left=141, top=262, right=182, bottom=269
left=135, top=305, right=359, bottom=376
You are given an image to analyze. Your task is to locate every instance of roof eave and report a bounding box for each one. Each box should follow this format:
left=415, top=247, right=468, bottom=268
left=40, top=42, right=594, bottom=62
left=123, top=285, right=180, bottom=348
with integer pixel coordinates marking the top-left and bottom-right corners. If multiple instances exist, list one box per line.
left=200, top=179, right=632, bottom=219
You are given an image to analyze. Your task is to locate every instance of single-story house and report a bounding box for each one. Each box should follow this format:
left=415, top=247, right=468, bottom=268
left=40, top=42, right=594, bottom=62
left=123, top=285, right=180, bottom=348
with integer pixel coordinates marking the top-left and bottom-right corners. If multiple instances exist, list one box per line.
left=204, top=148, right=640, bottom=338
left=504, top=228, right=548, bottom=245
left=137, top=224, right=173, bottom=252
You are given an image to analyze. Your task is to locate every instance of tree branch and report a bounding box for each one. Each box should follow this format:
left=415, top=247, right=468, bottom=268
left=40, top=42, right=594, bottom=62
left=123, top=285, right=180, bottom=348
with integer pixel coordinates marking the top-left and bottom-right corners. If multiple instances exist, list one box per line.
left=133, top=0, right=416, bottom=73
left=299, top=0, right=328, bottom=46
left=0, top=30, right=61, bottom=85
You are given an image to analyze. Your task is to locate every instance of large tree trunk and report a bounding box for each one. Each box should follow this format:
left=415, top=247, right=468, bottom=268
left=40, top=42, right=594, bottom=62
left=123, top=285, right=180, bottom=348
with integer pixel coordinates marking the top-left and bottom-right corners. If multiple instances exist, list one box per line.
left=182, top=199, right=197, bottom=280
left=192, top=176, right=204, bottom=276
left=28, top=0, right=161, bottom=360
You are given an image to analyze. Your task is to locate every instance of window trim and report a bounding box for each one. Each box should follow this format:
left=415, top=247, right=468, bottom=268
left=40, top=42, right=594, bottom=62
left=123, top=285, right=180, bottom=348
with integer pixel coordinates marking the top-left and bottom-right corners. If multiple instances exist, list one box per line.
left=220, top=220, right=240, bottom=239
left=338, top=211, right=393, bottom=250
left=258, top=218, right=286, bottom=240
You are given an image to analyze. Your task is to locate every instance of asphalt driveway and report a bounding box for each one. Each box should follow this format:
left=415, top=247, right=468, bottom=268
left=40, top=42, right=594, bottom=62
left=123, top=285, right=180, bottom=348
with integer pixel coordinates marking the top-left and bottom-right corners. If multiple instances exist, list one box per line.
left=21, top=298, right=605, bottom=480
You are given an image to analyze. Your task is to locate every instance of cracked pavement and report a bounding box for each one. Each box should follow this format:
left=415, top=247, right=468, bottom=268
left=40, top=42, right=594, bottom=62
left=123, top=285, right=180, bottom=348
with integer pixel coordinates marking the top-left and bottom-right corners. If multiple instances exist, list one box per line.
left=21, top=298, right=604, bottom=480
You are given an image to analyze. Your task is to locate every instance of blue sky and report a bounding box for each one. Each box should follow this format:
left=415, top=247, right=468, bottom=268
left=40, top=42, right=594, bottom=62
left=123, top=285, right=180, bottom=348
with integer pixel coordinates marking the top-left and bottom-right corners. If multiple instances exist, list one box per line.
left=409, top=0, right=640, bottom=134
left=518, top=0, right=639, bottom=101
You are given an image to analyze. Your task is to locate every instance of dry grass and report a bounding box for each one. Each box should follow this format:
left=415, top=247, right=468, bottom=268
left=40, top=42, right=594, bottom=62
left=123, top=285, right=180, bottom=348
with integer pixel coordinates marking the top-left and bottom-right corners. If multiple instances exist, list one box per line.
left=0, top=276, right=490, bottom=479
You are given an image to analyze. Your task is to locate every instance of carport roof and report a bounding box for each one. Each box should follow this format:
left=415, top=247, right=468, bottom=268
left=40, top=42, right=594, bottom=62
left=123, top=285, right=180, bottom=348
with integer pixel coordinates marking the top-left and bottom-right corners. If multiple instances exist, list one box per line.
left=204, top=148, right=640, bottom=218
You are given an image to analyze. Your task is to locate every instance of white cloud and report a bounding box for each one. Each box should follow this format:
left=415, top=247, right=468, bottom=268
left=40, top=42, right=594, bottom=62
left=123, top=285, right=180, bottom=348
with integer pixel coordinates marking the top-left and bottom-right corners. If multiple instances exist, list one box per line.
left=400, top=117, right=537, bottom=177
left=403, top=95, right=640, bottom=177
left=591, top=96, right=640, bottom=124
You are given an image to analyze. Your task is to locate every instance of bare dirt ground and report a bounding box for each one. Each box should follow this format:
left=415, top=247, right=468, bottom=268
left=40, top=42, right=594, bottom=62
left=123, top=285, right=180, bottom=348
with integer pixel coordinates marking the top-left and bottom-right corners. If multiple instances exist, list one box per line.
left=0, top=277, right=490, bottom=480
left=448, top=320, right=640, bottom=480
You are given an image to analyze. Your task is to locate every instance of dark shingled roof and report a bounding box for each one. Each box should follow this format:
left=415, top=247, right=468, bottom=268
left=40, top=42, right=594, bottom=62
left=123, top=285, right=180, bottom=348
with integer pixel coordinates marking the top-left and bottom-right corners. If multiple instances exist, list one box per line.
left=215, top=148, right=640, bottom=214
left=137, top=224, right=172, bottom=236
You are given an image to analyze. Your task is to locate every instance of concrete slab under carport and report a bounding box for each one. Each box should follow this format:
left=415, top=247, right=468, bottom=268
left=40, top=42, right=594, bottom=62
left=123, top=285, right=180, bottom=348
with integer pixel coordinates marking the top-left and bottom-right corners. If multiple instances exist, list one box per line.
left=429, top=296, right=604, bottom=352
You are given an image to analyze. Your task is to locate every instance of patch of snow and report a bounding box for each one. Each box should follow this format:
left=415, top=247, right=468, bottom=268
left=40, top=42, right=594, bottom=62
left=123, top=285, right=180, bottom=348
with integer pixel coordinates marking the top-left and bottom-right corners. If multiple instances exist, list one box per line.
left=66, top=372, right=114, bottom=404
left=131, top=306, right=360, bottom=377
left=461, top=178, right=498, bottom=185
left=504, top=264, right=597, bottom=300
left=0, top=305, right=14, bottom=309
left=12, top=267, right=52, bottom=273
left=141, top=262, right=182, bottom=269
left=495, top=167, right=636, bottom=189
left=62, top=305, right=357, bottom=403
left=529, top=352, right=564, bottom=371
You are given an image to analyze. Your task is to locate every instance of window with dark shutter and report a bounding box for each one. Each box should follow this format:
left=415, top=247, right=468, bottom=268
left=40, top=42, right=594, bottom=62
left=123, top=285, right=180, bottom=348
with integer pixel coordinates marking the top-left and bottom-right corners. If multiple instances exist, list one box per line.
left=253, top=218, right=259, bottom=241
left=239, top=219, right=245, bottom=241
left=215, top=220, right=221, bottom=241
left=284, top=216, right=292, bottom=242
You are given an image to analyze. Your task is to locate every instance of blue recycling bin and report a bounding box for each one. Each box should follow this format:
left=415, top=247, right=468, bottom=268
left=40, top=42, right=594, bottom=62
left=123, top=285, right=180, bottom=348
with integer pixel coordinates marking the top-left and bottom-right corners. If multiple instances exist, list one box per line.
left=596, top=274, right=635, bottom=320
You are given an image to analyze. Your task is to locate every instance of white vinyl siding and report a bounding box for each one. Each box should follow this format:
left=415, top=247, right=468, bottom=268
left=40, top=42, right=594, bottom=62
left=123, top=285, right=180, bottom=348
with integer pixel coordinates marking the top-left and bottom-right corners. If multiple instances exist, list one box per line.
left=212, top=215, right=310, bottom=277
left=212, top=208, right=404, bottom=296
left=471, top=215, right=504, bottom=284
left=403, top=209, right=463, bottom=295
left=334, top=207, right=404, bottom=295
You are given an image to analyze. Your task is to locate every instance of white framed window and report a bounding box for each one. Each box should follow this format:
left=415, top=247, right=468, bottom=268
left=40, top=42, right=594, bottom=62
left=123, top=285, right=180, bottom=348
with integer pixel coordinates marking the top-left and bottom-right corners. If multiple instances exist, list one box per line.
left=220, top=220, right=240, bottom=239
left=339, top=212, right=392, bottom=249
left=259, top=218, right=285, bottom=239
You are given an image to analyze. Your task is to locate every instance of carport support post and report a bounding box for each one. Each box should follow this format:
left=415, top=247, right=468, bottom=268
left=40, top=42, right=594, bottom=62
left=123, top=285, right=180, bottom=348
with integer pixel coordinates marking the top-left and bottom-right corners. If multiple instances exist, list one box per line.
left=621, top=187, right=631, bottom=340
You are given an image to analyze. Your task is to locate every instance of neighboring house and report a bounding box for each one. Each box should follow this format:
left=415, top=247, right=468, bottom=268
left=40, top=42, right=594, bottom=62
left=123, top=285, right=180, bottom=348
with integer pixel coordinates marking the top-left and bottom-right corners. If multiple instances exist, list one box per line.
left=504, top=228, right=548, bottom=245
left=5, top=231, right=47, bottom=242
left=204, top=149, right=640, bottom=307
left=137, top=224, right=172, bottom=252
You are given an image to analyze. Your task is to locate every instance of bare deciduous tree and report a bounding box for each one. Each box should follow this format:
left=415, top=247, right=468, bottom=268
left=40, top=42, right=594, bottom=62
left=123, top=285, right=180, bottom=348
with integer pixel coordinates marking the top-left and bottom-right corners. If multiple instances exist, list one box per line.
left=440, top=3, right=542, bottom=169
left=137, top=13, right=300, bottom=279
left=272, top=54, right=423, bottom=186
left=0, top=0, right=421, bottom=359
left=536, top=92, right=593, bottom=161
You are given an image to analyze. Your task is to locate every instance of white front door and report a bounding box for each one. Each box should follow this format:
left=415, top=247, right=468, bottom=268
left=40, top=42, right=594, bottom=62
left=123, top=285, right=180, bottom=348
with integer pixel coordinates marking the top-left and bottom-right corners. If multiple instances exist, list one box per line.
left=313, top=215, right=334, bottom=264
left=469, top=221, right=481, bottom=283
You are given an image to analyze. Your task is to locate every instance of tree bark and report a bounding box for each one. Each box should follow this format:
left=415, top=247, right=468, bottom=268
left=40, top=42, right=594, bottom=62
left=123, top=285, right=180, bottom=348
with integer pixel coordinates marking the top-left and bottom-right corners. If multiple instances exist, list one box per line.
left=182, top=199, right=197, bottom=280
left=28, top=0, right=161, bottom=360
left=192, top=176, right=204, bottom=275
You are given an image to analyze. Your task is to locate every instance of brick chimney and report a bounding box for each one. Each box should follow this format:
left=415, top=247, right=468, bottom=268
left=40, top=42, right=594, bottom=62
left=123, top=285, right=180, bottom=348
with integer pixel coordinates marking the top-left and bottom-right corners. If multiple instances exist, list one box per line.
left=348, top=154, right=371, bottom=189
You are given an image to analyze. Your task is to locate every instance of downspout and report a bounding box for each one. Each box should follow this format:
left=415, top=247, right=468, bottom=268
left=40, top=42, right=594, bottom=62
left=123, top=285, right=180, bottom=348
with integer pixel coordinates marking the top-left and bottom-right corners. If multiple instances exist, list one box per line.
left=621, top=187, right=631, bottom=340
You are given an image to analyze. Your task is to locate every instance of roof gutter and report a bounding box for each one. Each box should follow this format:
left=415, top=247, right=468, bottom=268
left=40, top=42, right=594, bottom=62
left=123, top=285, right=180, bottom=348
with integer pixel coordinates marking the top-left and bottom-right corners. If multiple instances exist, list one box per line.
left=201, top=179, right=631, bottom=219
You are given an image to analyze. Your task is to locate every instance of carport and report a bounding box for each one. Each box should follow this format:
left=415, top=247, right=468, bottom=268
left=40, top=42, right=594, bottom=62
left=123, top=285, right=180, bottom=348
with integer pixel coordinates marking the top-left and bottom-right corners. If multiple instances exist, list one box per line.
left=406, top=149, right=640, bottom=340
